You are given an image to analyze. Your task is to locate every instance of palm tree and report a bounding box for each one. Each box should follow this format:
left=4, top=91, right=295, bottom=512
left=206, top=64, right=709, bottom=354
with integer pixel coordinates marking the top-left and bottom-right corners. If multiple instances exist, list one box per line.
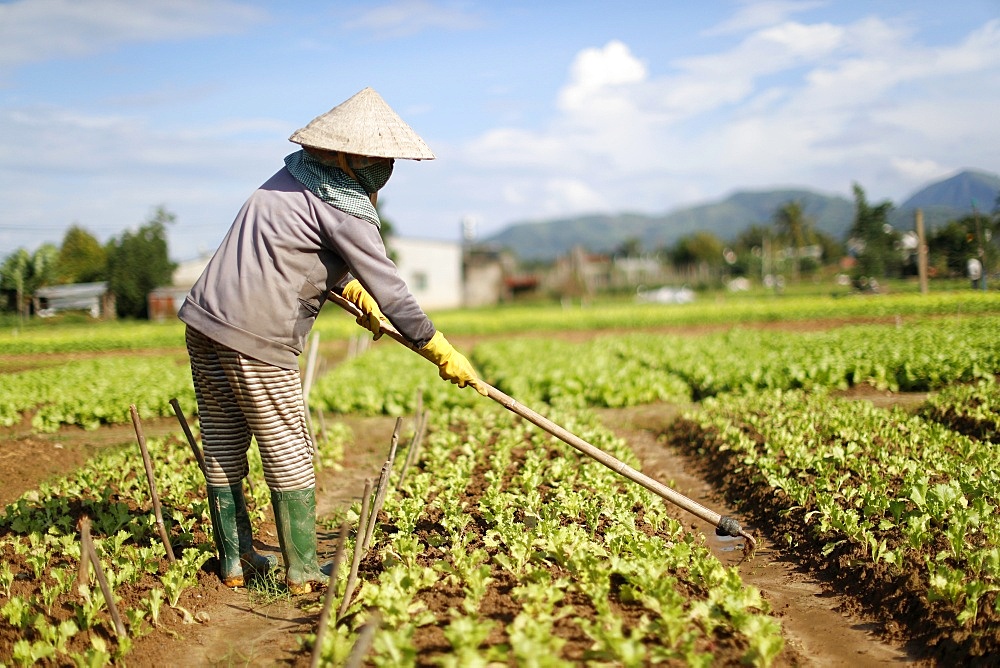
left=774, top=200, right=811, bottom=281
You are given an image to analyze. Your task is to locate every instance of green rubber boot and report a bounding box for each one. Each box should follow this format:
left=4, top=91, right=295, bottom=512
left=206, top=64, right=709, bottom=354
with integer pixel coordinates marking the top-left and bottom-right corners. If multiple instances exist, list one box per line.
left=207, top=484, right=276, bottom=587
left=271, top=488, right=327, bottom=595
left=232, top=483, right=278, bottom=579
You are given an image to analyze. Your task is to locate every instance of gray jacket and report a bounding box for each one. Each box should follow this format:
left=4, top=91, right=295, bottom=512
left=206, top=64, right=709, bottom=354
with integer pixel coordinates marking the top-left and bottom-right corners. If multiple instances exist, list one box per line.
left=179, top=167, right=435, bottom=369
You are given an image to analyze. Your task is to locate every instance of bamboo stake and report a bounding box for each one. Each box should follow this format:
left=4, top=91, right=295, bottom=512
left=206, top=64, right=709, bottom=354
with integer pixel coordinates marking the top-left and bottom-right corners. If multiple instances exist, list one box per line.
left=303, top=332, right=321, bottom=456
left=77, top=518, right=90, bottom=588
left=361, top=461, right=390, bottom=554
left=310, top=523, right=349, bottom=668
left=398, top=408, right=427, bottom=487
left=344, top=611, right=382, bottom=668
left=317, top=406, right=327, bottom=440
left=302, top=331, right=321, bottom=400
left=399, top=410, right=424, bottom=482
left=169, top=398, right=206, bottom=474
left=387, top=416, right=402, bottom=465
left=339, top=478, right=374, bottom=620
left=130, top=404, right=177, bottom=563
left=362, top=420, right=401, bottom=552
left=79, top=516, right=127, bottom=638
left=329, top=292, right=758, bottom=557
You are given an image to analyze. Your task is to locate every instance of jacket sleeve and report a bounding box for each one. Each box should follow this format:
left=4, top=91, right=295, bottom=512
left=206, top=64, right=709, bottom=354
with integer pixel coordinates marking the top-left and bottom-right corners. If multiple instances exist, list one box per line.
left=326, top=216, right=436, bottom=348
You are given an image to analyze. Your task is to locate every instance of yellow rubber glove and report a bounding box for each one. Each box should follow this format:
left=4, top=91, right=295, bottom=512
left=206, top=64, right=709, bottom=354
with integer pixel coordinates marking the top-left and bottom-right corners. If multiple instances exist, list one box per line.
left=341, top=279, right=384, bottom=340
left=418, top=331, right=488, bottom=396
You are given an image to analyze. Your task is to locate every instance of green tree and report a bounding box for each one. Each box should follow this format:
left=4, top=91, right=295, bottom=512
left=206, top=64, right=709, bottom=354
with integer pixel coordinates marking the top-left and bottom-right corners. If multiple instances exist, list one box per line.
left=58, top=225, right=107, bottom=283
left=669, top=231, right=725, bottom=282
left=928, top=215, right=998, bottom=279
left=670, top=231, right=723, bottom=267
left=847, top=184, right=900, bottom=280
left=773, top=200, right=817, bottom=280
left=729, top=224, right=771, bottom=279
left=0, top=244, right=59, bottom=318
left=614, top=237, right=644, bottom=258
left=106, top=206, right=177, bottom=318
left=814, top=229, right=845, bottom=265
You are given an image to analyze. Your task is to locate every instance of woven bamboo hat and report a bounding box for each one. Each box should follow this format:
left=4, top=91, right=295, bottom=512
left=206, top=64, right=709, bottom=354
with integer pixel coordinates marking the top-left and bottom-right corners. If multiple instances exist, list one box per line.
left=289, top=87, right=435, bottom=160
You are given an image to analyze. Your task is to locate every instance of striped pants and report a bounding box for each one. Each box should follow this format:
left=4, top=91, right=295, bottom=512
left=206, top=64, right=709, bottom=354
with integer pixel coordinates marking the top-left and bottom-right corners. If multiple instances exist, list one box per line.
left=185, top=327, right=315, bottom=491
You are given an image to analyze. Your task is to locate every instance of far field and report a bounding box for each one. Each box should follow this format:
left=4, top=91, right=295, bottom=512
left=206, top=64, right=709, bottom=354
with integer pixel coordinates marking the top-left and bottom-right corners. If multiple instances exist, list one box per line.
left=1, top=285, right=998, bottom=666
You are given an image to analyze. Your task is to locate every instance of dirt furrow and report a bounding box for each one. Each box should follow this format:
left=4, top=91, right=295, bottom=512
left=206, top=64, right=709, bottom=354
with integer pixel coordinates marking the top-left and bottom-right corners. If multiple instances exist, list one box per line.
left=597, top=403, right=929, bottom=667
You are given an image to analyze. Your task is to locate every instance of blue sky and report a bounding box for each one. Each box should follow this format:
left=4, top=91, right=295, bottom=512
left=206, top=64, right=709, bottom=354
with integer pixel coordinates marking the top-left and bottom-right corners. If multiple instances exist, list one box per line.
left=1, top=0, right=998, bottom=262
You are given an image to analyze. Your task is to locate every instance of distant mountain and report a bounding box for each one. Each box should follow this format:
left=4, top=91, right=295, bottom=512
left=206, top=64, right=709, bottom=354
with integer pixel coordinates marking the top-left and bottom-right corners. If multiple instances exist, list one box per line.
left=899, top=169, right=1000, bottom=210
left=483, top=170, right=999, bottom=262
left=891, top=169, right=1000, bottom=231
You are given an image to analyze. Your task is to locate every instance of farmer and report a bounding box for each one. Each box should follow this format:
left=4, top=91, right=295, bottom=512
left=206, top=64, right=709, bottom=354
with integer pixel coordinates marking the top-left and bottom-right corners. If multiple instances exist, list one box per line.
left=178, top=87, right=486, bottom=594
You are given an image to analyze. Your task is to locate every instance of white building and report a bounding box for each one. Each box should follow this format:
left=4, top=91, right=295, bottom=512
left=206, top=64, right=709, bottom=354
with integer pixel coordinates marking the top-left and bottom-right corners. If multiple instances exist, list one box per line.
left=389, top=237, right=462, bottom=310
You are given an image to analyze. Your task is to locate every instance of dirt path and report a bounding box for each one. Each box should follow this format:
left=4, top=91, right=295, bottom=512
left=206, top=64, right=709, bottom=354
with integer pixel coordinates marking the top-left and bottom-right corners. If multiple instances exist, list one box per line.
left=596, top=403, right=929, bottom=667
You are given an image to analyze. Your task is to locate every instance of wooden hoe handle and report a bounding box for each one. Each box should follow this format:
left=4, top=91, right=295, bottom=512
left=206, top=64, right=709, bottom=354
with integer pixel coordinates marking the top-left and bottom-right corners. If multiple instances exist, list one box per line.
left=328, top=292, right=757, bottom=557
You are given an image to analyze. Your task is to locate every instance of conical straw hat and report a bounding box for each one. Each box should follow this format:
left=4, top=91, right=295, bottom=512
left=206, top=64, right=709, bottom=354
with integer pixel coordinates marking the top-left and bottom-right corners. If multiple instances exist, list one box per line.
left=289, top=87, right=435, bottom=160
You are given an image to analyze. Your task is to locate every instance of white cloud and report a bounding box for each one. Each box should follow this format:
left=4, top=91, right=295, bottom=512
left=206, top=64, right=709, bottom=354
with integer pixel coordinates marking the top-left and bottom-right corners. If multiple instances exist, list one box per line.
left=0, top=106, right=284, bottom=173
left=704, top=0, right=827, bottom=36
left=890, top=157, right=949, bottom=184
left=463, top=127, right=572, bottom=169
left=344, top=0, right=482, bottom=39
left=0, top=0, right=265, bottom=68
left=450, top=9, right=1000, bottom=224
left=558, top=40, right=648, bottom=113
left=541, top=178, right=607, bottom=215
left=0, top=103, right=289, bottom=258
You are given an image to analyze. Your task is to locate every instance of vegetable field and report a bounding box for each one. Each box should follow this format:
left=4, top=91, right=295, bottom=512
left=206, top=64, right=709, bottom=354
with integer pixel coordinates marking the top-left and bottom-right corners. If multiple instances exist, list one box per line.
left=2, top=291, right=999, bottom=666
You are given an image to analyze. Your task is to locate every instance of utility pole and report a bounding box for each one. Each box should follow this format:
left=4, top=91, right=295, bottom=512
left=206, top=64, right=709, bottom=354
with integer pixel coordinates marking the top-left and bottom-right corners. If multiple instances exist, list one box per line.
left=915, top=209, right=929, bottom=294
left=973, top=204, right=987, bottom=291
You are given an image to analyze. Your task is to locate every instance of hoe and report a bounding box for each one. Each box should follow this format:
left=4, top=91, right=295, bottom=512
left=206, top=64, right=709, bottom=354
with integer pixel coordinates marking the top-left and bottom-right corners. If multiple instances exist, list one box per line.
left=330, top=293, right=757, bottom=559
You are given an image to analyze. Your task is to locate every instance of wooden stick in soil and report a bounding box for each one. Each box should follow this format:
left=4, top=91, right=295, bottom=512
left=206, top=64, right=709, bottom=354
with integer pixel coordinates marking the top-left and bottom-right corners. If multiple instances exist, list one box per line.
left=362, top=419, right=402, bottom=553
left=317, top=406, right=327, bottom=441
left=397, top=407, right=427, bottom=487
left=387, top=416, right=402, bottom=466
left=361, top=461, right=390, bottom=554
left=329, top=292, right=759, bottom=558
left=362, top=417, right=403, bottom=552
left=77, top=518, right=91, bottom=588
left=339, top=478, right=374, bottom=620
left=344, top=610, right=382, bottom=668
left=79, top=516, right=128, bottom=638
left=302, top=332, right=321, bottom=456
left=169, top=397, right=206, bottom=474
left=310, top=522, right=349, bottom=668
left=130, top=404, right=177, bottom=563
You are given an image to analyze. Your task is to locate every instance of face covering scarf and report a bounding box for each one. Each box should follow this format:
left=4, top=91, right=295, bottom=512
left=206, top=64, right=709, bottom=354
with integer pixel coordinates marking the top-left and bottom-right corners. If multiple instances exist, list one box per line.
left=283, top=150, right=392, bottom=228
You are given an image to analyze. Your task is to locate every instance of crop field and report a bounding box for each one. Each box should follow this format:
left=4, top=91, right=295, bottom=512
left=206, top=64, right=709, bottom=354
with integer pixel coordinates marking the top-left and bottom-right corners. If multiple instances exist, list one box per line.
left=1, top=290, right=999, bottom=666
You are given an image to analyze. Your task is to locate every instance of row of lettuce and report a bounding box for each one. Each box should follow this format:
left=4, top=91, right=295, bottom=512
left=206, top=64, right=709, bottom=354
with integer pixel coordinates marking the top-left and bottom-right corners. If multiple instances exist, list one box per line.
left=4, top=312, right=998, bottom=433
left=3, top=290, right=1000, bottom=356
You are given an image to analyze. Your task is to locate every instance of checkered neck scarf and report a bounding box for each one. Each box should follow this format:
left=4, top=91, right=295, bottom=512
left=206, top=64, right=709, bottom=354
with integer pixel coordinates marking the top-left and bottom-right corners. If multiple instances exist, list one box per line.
left=283, top=150, right=381, bottom=228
